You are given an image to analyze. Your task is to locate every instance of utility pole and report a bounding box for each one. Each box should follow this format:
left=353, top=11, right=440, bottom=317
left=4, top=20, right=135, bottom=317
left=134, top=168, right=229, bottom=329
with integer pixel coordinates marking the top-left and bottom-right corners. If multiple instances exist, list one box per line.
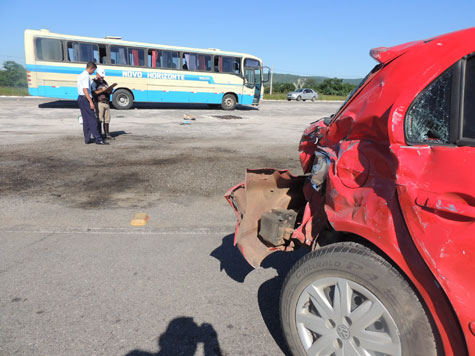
left=270, top=65, right=274, bottom=95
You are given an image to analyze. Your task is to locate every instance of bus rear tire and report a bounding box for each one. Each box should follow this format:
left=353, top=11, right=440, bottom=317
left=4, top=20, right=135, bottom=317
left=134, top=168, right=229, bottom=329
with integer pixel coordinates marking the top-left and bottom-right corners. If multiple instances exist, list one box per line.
left=112, top=89, right=133, bottom=110
left=221, top=94, right=237, bottom=111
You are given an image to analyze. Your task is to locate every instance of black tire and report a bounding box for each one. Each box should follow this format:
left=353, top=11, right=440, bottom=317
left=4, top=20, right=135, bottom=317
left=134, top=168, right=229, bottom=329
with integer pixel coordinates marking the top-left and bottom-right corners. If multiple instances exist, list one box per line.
left=296, top=96, right=302, bottom=101
left=112, top=89, right=133, bottom=110
left=287, top=99, right=292, bottom=101
left=311, top=96, right=317, bottom=102
left=221, top=94, right=237, bottom=110
left=280, top=242, right=438, bottom=356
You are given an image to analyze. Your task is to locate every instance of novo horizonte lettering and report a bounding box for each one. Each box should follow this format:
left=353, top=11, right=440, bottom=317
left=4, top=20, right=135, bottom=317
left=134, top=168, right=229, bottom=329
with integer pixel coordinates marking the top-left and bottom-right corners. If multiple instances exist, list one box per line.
left=122, top=71, right=185, bottom=80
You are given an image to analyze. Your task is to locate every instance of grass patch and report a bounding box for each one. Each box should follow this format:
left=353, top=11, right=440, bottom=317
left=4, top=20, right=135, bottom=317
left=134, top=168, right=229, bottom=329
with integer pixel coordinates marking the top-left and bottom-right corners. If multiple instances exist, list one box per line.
left=263, top=93, right=346, bottom=101
left=318, top=94, right=347, bottom=101
left=0, top=86, right=29, bottom=96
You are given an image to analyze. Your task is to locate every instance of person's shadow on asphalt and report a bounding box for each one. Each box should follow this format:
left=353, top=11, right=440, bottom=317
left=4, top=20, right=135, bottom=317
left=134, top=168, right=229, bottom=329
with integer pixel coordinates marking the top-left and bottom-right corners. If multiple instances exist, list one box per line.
left=124, top=317, right=222, bottom=356
left=211, top=234, right=308, bottom=356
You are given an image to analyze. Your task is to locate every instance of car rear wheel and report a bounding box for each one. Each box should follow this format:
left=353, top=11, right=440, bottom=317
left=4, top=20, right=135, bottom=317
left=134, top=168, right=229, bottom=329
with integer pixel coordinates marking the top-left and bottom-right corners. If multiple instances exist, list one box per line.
left=280, top=242, right=438, bottom=356
left=311, top=96, right=317, bottom=102
left=297, top=96, right=302, bottom=101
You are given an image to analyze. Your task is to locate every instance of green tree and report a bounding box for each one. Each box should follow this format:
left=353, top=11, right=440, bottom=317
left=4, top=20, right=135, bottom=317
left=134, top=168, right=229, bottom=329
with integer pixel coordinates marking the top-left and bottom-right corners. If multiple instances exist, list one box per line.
left=304, top=78, right=319, bottom=90
left=317, top=78, right=355, bottom=96
left=273, top=83, right=294, bottom=93
left=0, top=61, right=27, bottom=88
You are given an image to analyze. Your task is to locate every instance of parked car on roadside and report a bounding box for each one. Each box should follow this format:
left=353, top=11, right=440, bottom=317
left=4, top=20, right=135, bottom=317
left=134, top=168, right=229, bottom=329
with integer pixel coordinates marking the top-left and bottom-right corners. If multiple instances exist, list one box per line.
left=287, top=88, right=318, bottom=101
left=226, top=28, right=475, bottom=356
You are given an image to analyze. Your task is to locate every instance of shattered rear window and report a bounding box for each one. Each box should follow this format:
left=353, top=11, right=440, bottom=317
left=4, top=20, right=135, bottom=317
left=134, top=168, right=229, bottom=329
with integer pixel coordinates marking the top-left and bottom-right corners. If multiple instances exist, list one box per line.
left=463, top=55, right=475, bottom=140
left=405, top=66, right=454, bottom=144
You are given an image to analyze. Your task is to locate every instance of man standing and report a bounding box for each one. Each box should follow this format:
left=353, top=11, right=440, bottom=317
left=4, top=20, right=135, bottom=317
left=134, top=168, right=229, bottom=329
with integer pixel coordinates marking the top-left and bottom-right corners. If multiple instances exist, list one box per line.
left=92, top=68, right=113, bottom=140
left=77, top=62, right=108, bottom=145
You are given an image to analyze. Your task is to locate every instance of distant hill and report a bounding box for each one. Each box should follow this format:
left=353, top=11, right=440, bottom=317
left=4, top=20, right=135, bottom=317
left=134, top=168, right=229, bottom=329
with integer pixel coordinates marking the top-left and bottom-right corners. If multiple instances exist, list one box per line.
left=272, top=73, right=362, bottom=85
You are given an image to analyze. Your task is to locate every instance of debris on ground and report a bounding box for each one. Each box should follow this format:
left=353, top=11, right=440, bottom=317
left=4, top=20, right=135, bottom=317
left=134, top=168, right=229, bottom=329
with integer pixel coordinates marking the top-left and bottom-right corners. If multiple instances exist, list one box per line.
left=213, top=115, right=242, bottom=120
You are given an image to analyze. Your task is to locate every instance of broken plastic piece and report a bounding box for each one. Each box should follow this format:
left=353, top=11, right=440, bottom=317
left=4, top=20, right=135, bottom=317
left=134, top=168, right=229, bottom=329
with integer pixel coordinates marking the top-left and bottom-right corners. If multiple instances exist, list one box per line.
left=130, top=213, right=149, bottom=226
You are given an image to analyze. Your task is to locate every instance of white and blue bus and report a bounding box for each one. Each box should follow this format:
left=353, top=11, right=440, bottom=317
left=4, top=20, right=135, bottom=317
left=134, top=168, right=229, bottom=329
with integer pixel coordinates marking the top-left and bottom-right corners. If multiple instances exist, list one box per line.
left=24, top=29, right=269, bottom=110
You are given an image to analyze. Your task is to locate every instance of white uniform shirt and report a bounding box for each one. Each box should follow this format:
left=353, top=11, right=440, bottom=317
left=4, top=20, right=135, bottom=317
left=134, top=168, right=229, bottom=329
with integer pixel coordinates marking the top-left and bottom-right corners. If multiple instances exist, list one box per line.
left=77, top=70, right=91, bottom=96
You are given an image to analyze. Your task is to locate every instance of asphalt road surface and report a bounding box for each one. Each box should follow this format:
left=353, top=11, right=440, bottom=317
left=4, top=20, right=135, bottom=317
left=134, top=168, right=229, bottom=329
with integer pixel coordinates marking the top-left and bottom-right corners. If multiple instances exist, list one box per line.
left=0, top=98, right=341, bottom=356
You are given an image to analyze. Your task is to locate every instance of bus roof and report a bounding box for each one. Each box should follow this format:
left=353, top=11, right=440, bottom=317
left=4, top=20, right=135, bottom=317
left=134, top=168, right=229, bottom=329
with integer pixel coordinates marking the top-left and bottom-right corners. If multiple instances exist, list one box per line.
left=25, top=29, right=262, bottom=61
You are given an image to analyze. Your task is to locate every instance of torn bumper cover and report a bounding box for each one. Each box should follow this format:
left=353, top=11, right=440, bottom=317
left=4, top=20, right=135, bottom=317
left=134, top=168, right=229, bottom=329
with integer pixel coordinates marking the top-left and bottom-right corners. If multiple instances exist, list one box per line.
left=224, top=169, right=306, bottom=267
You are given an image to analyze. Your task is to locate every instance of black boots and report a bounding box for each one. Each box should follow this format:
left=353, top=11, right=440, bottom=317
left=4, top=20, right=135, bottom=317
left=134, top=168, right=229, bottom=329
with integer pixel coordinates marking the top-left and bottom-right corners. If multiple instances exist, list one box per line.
left=104, top=123, right=113, bottom=140
left=97, top=120, right=104, bottom=138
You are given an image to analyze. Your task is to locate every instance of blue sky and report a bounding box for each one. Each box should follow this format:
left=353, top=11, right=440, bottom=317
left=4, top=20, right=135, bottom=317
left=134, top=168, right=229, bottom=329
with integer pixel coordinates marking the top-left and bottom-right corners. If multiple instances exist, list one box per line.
left=1, top=0, right=474, bottom=78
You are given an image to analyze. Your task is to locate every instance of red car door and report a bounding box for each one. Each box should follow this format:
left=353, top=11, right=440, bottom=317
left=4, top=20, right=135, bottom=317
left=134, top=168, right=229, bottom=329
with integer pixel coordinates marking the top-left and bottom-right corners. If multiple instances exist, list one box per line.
left=391, top=56, right=475, bottom=353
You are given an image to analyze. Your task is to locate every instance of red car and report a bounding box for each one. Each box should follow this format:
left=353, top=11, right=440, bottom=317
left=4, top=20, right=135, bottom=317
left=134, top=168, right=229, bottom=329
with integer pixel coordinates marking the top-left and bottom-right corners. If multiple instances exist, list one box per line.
left=226, top=28, right=475, bottom=356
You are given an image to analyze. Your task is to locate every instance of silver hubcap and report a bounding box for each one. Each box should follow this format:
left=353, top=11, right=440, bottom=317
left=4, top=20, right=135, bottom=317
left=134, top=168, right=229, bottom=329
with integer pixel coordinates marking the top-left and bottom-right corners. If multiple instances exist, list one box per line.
left=295, top=277, right=401, bottom=356
left=118, top=94, right=129, bottom=106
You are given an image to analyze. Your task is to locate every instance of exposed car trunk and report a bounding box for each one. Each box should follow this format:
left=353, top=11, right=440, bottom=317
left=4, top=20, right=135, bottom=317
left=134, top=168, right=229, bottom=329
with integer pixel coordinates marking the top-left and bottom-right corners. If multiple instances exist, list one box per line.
left=225, top=169, right=307, bottom=267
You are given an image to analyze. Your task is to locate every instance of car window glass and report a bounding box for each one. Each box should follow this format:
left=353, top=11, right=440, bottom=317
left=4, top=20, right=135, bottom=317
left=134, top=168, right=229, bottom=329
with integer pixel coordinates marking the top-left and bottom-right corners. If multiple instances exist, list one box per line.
left=405, top=66, right=454, bottom=144
left=463, top=55, right=475, bottom=139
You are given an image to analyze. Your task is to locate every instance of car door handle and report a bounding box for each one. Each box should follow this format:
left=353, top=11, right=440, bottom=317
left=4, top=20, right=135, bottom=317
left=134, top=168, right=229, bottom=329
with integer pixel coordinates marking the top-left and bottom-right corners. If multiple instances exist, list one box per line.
left=415, top=193, right=475, bottom=219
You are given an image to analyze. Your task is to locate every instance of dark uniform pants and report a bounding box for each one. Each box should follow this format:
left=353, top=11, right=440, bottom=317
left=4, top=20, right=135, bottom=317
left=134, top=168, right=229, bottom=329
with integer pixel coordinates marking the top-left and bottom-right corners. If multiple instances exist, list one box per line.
left=78, top=95, right=102, bottom=143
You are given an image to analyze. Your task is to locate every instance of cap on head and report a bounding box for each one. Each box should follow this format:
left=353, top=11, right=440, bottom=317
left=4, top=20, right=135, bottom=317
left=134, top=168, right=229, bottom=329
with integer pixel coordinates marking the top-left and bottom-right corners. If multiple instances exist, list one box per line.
left=97, top=68, right=106, bottom=77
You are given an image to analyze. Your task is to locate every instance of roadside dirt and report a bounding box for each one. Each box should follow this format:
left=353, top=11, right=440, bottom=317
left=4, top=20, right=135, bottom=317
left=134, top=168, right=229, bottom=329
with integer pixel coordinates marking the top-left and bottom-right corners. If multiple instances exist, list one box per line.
left=0, top=134, right=299, bottom=210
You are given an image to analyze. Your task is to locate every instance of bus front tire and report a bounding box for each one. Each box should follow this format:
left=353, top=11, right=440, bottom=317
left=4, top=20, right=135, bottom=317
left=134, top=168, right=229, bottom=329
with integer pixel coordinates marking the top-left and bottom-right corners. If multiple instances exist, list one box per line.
left=221, top=94, right=237, bottom=110
left=112, top=89, right=133, bottom=110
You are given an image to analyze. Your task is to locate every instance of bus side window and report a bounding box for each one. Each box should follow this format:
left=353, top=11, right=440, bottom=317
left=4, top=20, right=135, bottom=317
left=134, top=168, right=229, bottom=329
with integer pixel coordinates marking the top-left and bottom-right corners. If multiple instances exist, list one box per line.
left=99, top=45, right=107, bottom=64
left=110, top=46, right=128, bottom=65
left=79, top=43, right=98, bottom=63
left=183, top=53, right=198, bottom=70
left=182, top=54, right=188, bottom=70
left=223, top=57, right=230, bottom=72
left=35, top=38, right=63, bottom=61
left=197, top=54, right=211, bottom=71
left=214, top=56, right=223, bottom=72
left=148, top=50, right=159, bottom=68
left=169, top=52, right=179, bottom=69
left=67, top=42, right=79, bottom=62
left=222, top=57, right=240, bottom=74
left=233, top=60, right=240, bottom=74
left=129, top=48, right=145, bottom=66
left=161, top=51, right=179, bottom=69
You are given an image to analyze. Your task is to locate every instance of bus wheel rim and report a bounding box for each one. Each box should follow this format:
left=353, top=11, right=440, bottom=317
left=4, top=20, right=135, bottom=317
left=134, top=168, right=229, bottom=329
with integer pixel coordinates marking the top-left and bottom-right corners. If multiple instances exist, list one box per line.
left=118, top=94, right=129, bottom=106
left=224, top=97, right=233, bottom=107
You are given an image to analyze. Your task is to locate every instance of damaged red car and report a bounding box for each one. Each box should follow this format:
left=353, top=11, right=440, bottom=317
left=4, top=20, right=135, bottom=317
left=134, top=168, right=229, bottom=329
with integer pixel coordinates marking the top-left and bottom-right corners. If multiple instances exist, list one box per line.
left=226, top=28, right=475, bottom=356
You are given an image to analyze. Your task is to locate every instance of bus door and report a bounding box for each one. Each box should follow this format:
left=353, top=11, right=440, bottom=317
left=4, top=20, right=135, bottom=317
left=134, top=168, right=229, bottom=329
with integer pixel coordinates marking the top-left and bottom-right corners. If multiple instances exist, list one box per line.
left=244, top=59, right=270, bottom=105
left=244, top=67, right=261, bottom=104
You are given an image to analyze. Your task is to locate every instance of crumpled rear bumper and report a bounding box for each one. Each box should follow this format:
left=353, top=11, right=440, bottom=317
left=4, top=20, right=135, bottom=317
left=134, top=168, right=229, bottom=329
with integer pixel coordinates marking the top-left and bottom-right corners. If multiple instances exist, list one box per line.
left=224, top=168, right=306, bottom=267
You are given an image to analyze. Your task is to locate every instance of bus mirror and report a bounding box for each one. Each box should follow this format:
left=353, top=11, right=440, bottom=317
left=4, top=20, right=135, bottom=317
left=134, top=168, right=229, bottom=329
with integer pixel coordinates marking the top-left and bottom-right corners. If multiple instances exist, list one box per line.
left=262, top=66, right=271, bottom=83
